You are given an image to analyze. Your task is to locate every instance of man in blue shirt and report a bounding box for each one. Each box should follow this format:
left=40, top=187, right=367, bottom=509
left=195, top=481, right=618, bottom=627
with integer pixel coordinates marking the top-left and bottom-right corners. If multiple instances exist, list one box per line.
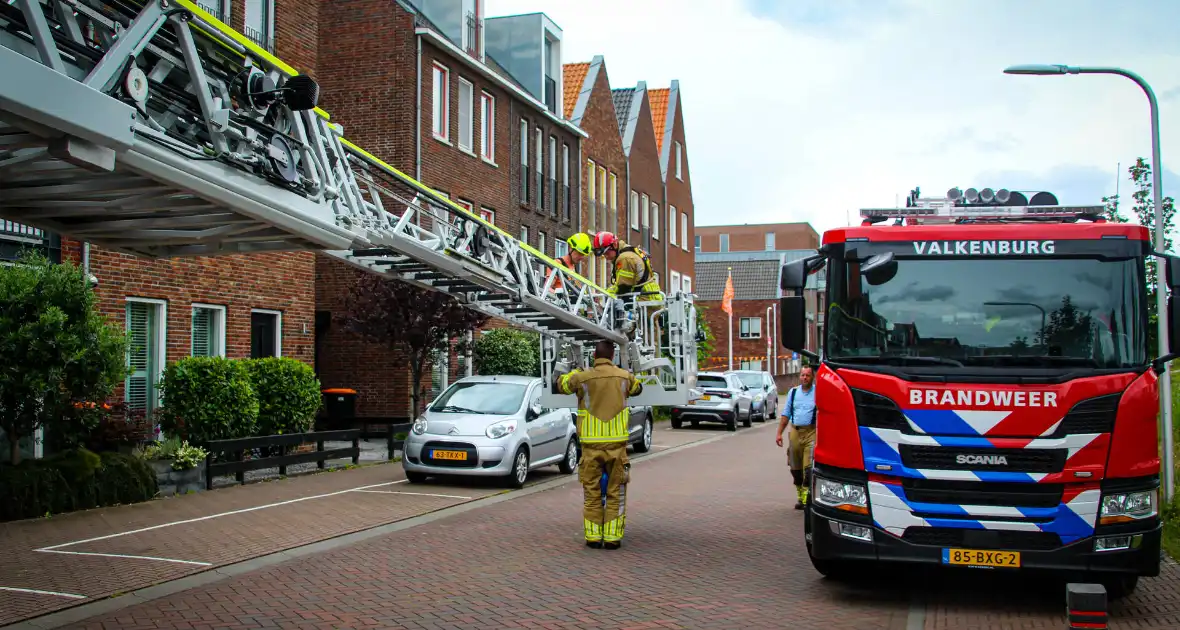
left=776, top=365, right=816, bottom=509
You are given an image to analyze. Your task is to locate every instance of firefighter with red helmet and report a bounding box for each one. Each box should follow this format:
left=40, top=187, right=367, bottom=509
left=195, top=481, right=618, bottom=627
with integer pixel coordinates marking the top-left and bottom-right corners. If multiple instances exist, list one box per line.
left=591, top=231, right=662, bottom=300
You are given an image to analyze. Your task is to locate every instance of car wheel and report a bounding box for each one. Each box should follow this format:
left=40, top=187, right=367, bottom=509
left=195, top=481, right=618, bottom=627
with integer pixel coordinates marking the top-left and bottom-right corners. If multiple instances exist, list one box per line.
left=558, top=437, right=579, bottom=474
left=405, top=471, right=428, bottom=484
left=671, top=417, right=683, bottom=429
left=505, top=446, right=530, bottom=489
left=726, top=412, right=737, bottom=432
left=742, top=408, right=752, bottom=428
left=633, top=418, right=653, bottom=453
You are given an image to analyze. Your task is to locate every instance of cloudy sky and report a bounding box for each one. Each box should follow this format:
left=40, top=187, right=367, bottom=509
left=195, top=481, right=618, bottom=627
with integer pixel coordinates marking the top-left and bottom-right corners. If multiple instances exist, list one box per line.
left=485, top=0, right=1180, bottom=237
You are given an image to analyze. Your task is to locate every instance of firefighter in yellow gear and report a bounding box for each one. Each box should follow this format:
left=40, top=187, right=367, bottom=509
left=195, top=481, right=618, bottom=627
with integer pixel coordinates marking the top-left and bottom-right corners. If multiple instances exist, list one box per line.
left=546, top=232, right=593, bottom=295
left=554, top=339, right=643, bottom=549
left=591, top=231, right=662, bottom=300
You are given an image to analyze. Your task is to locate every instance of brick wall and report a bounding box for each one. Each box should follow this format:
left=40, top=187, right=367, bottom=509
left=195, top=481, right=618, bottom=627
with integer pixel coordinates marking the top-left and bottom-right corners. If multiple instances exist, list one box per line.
left=578, top=63, right=627, bottom=285
left=511, top=104, right=582, bottom=257
left=696, top=223, right=820, bottom=253
left=662, top=89, right=694, bottom=291
left=624, top=91, right=666, bottom=284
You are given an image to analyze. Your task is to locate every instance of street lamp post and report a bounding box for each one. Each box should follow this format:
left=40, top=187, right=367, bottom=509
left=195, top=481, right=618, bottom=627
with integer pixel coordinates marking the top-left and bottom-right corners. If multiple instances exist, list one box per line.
left=1004, top=63, right=1173, bottom=502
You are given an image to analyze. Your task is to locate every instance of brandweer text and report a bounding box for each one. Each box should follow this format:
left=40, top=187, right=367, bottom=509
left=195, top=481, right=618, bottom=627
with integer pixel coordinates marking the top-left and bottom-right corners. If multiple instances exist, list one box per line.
left=909, top=389, right=1059, bottom=408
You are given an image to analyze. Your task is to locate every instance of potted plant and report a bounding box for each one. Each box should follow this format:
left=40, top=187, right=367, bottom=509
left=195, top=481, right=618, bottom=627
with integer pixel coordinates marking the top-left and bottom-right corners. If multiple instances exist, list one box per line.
left=141, top=437, right=208, bottom=495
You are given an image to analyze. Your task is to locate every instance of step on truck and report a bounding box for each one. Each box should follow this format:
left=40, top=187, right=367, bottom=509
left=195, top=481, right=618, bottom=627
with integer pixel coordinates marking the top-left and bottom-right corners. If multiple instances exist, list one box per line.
left=777, top=188, right=1179, bottom=598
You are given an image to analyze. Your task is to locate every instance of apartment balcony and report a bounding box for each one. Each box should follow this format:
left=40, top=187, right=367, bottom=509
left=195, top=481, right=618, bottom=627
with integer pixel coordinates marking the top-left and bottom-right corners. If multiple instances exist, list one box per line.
left=244, top=26, right=273, bottom=52
left=544, top=75, right=558, bottom=115
left=464, top=12, right=478, bottom=56
left=195, top=1, right=225, bottom=21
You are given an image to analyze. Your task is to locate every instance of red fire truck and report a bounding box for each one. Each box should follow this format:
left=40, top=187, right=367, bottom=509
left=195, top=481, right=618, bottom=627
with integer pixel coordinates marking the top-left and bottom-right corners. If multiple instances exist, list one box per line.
left=778, top=188, right=1176, bottom=597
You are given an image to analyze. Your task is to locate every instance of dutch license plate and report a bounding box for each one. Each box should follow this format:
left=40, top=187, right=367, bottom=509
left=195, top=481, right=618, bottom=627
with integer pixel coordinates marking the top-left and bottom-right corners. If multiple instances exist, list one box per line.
left=942, top=548, right=1021, bottom=568
left=431, top=449, right=467, bottom=461
left=700, top=394, right=712, bottom=401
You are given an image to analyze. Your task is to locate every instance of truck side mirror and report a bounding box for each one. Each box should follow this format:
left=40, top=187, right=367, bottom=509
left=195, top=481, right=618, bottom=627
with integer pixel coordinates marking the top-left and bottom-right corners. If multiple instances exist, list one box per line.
left=861, top=252, right=898, bottom=286
left=779, top=296, right=817, bottom=361
left=1166, top=254, right=1180, bottom=290
left=1152, top=293, right=1180, bottom=373
left=781, top=259, right=807, bottom=292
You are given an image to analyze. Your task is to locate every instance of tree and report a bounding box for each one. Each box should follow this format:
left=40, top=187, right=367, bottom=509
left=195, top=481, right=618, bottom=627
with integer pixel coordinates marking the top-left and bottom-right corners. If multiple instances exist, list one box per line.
left=340, top=275, right=488, bottom=415
left=0, top=251, right=128, bottom=464
left=1038, top=295, right=1094, bottom=357
left=695, top=305, right=715, bottom=366
left=473, top=328, right=540, bottom=376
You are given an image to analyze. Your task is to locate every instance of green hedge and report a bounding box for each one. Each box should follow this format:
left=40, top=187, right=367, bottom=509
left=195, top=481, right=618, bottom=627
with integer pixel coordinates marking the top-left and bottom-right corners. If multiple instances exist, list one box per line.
left=474, top=328, right=540, bottom=377
left=158, top=357, right=259, bottom=443
left=246, top=357, right=322, bottom=436
left=0, top=449, right=157, bottom=522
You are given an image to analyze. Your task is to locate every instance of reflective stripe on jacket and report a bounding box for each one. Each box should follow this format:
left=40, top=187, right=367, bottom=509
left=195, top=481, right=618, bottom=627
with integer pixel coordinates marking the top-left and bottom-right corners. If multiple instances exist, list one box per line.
left=557, top=358, right=644, bottom=443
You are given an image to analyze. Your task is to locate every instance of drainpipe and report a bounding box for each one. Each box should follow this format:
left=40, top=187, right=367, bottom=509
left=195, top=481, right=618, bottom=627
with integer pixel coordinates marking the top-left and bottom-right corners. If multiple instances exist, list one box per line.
left=82, top=241, right=92, bottom=285
left=662, top=178, right=669, bottom=285
left=415, top=34, right=423, bottom=181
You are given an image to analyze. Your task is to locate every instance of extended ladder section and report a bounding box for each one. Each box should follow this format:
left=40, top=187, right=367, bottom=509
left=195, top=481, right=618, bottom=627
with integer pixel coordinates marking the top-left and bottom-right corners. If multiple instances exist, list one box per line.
left=0, top=0, right=699, bottom=407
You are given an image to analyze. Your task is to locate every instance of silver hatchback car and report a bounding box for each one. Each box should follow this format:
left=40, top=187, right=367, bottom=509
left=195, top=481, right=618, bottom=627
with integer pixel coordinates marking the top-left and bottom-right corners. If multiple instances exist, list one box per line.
left=730, top=370, right=779, bottom=422
left=403, top=375, right=579, bottom=488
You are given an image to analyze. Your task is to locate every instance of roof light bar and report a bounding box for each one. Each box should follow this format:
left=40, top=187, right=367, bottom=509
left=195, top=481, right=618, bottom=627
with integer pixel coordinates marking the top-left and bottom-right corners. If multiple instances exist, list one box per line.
left=859, top=203, right=1105, bottom=222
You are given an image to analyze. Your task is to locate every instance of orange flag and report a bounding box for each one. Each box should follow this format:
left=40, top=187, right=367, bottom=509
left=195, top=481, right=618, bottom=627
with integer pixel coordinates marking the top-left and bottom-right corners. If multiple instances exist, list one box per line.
left=721, top=270, right=734, bottom=315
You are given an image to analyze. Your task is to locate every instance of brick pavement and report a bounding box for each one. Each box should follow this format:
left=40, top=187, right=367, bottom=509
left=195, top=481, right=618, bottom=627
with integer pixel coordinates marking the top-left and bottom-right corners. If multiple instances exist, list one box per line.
left=13, top=419, right=1178, bottom=629
left=0, top=422, right=712, bottom=627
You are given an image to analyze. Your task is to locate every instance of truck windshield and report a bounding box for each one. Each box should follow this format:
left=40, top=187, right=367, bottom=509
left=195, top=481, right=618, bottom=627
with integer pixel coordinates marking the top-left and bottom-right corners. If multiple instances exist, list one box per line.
left=826, top=256, right=1146, bottom=368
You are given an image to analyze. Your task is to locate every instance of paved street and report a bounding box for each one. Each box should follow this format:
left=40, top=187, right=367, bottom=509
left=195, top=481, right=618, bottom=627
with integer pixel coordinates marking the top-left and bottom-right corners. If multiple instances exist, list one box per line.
left=2, top=418, right=1174, bottom=630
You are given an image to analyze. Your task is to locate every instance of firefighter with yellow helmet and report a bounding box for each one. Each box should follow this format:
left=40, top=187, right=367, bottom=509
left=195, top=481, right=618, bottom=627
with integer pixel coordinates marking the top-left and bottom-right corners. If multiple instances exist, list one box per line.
left=546, top=232, right=593, bottom=296
left=554, top=338, right=643, bottom=549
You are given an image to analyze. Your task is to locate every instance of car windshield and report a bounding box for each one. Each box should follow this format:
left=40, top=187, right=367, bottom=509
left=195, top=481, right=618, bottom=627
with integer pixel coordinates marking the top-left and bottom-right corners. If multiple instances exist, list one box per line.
left=826, top=256, right=1146, bottom=369
left=734, top=373, right=763, bottom=388
left=698, top=375, right=729, bottom=388
left=429, top=382, right=527, bottom=415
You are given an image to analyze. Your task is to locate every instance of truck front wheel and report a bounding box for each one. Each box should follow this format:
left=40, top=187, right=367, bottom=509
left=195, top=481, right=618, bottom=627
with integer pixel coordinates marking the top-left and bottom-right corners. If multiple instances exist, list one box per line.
left=808, top=554, right=857, bottom=581
left=1097, top=574, right=1139, bottom=600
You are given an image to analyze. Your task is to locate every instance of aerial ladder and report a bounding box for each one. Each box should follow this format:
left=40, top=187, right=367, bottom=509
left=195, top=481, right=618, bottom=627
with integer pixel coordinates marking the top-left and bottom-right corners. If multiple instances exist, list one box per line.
left=0, top=0, right=699, bottom=407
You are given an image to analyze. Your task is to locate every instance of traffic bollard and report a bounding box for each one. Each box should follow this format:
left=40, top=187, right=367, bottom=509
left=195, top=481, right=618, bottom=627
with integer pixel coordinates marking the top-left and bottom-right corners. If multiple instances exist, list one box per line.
left=1066, top=583, right=1107, bottom=629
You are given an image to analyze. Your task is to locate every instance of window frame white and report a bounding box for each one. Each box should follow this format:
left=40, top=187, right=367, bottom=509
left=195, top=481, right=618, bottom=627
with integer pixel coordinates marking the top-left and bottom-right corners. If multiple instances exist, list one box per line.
left=538, top=231, right=547, bottom=255
left=766, top=232, right=776, bottom=251
left=555, top=239, right=568, bottom=258
left=432, top=63, right=450, bottom=141
left=630, top=191, right=639, bottom=230
left=683, top=274, right=692, bottom=294
left=480, top=91, right=495, bottom=162
left=480, top=206, right=495, bottom=224
left=457, top=77, right=474, bottom=151
left=719, top=233, right=730, bottom=253
left=520, top=224, right=529, bottom=244
left=669, top=205, right=678, bottom=246
left=740, top=316, right=762, bottom=339
left=125, top=297, right=168, bottom=414
left=640, top=193, right=650, bottom=228
left=675, top=141, right=683, bottom=180
left=190, top=302, right=227, bottom=358
left=250, top=308, right=283, bottom=358
left=694, top=233, right=701, bottom=252
left=670, top=270, right=681, bottom=295
left=651, top=201, right=659, bottom=240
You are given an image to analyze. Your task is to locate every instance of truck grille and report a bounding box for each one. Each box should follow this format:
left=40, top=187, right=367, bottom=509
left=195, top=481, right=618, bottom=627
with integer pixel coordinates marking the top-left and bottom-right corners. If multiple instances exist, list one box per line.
left=901, top=479, right=1063, bottom=508
left=1049, top=393, right=1119, bottom=437
left=852, top=388, right=909, bottom=431
left=899, top=445, right=1065, bottom=473
left=902, top=527, right=1061, bottom=551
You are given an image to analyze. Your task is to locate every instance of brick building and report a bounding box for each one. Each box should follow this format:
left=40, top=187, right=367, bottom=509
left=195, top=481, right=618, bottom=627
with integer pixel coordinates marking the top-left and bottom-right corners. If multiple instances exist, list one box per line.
left=650, top=81, right=695, bottom=295
left=611, top=82, right=669, bottom=289
left=695, top=222, right=819, bottom=254
left=563, top=56, right=626, bottom=285
left=313, top=0, right=587, bottom=418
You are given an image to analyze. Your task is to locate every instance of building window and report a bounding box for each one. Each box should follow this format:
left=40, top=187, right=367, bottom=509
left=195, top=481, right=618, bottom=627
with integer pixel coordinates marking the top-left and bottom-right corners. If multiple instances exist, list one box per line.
left=480, top=92, right=495, bottom=161
left=534, top=128, right=543, bottom=210
left=740, top=360, right=762, bottom=371
left=640, top=193, right=650, bottom=240
left=548, top=136, right=557, bottom=216
left=561, top=144, right=570, bottom=221
left=683, top=274, right=692, bottom=294
left=766, top=232, right=775, bottom=251
left=250, top=309, right=282, bottom=358
left=597, top=166, right=607, bottom=232
left=740, top=317, right=762, bottom=339
left=670, top=270, right=681, bottom=294
left=555, top=238, right=568, bottom=258
left=719, top=233, right=729, bottom=253
left=538, top=231, right=547, bottom=255
left=609, top=173, right=618, bottom=234
left=432, top=63, right=450, bottom=140
left=126, top=298, right=167, bottom=415
left=520, top=225, right=529, bottom=244
left=480, top=206, right=495, bottom=224
left=683, top=216, right=690, bottom=251
left=694, top=234, right=701, bottom=252
left=458, top=77, right=473, bottom=151
left=191, top=304, right=226, bottom=357
left=669, top=205, right=678, bottom=246
left=586, top=160, right=597, bottom=232
left=519, top=119, right=528, bottom=204
left=243, top=0, right=272, bottom=50
left=651, top=201, right=659, bottom=240
left=675, top=141, right=683, bottom=180
left=630, top=191, right=639, bottom=230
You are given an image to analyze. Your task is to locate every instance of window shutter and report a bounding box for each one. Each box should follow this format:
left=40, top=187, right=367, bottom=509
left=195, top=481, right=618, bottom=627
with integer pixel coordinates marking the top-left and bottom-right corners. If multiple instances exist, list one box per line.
left=192, top=308, right=212, bottom=357
left=126, top=302, right=154, bottom=411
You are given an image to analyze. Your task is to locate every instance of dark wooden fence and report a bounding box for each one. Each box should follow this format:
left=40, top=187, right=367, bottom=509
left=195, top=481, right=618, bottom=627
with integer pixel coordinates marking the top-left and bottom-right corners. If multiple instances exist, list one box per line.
left=203, top=430, right=360, bottom=489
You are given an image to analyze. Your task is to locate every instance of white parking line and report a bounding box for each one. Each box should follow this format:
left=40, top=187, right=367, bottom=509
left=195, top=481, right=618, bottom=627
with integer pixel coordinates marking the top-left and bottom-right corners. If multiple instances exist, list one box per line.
left=0, top=586, right=86, bottom=599
left=39, top=549, right=212, bottom=566
left=35, top=480, right=407, bottom=555
left=351, top=490, right=473, bottom=500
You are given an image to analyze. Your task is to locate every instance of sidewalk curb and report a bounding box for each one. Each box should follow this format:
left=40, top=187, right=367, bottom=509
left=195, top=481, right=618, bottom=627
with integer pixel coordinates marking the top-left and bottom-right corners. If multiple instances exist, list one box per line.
left=5, top=426, right=749, bottom=629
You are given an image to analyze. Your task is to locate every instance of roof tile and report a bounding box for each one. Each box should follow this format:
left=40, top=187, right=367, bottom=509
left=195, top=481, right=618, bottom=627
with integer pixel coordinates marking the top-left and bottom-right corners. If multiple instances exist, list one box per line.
left=694, top=259, right=781, bottom=301
left=611, top=88, right=634, bottom=138
left=648, top=88, right=670, bottom=153
left=562, top=62, right=590, bottom=120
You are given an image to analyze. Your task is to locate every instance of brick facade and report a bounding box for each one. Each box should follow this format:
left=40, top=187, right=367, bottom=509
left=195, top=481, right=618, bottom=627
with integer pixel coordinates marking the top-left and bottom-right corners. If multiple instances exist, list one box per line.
left=696, top=223, right=819, bottom=253
left=621, top=87, right=667, bottom=287
left=656, top=84, right=695, bottom=294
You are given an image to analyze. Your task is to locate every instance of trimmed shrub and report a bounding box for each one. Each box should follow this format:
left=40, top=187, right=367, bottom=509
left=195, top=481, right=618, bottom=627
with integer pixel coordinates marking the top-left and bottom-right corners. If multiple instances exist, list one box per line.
left=94, top=452, right=157, bottom=505
left=246, top=357, right=322, bottom=436
left=474, top=328, right=540, bottom=377
left=158, top=356, right=259, bottom=444
left=0, top=448, right=158, bottom=522
left=0, top=461, right=73, bottom=521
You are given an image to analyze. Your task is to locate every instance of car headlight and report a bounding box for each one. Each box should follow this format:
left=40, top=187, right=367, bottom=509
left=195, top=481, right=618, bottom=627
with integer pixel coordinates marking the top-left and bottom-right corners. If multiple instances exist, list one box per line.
left=754, top=393, right=765, bottom=403
left=1099, top=489, right=1157, bottom=525
left=485, top=419, right=518, bottom=439
left=815, top=477, right=869, bottom=515
left=411, top=418, right=428, bottom=435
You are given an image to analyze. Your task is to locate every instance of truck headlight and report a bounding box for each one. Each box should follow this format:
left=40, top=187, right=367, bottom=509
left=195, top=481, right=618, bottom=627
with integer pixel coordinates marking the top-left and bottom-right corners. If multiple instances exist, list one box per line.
left=411, top=418, right=428, bottom=435
left=1099, top=489, right=1157, bottom=525
left=815, top=477, right=869, bottom=515
left=486, top=419, right=518, bottom=439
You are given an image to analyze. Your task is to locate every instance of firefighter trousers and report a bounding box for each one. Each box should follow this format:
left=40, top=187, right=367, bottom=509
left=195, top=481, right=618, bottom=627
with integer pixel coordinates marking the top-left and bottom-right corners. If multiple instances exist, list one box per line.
left=579, top=441, right=630, bottom=543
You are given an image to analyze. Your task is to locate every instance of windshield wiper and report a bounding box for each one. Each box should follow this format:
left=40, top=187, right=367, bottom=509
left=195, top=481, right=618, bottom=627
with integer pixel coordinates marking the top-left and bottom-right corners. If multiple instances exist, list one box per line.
left=970, top=355, right=1102, bottom=368
left=835, top=354, right=965, bottom=367
left=434, top=405, right=486, bottom=414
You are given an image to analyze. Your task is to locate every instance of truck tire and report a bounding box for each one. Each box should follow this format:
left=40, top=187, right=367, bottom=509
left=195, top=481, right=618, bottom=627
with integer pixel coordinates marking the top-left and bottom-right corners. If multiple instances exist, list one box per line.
left=1098, top=574, right=1139, bottom=600
left=808, top=554, right=857, bottom=581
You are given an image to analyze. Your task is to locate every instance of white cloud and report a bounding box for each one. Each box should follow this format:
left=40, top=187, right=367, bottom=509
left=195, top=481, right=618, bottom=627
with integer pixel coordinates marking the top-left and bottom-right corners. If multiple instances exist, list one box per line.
left=485, top=0, right=1180, bottom=237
